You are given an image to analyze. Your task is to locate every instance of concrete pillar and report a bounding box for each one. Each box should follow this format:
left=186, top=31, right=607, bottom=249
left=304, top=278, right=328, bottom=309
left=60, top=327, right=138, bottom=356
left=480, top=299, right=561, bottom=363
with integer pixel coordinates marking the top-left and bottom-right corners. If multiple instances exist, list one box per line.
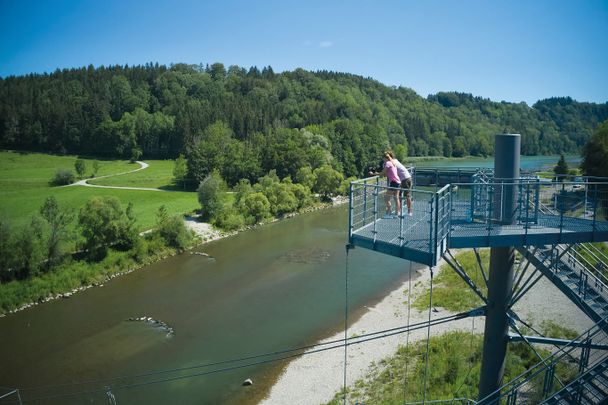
left=478, top=134, right=520, bottom=402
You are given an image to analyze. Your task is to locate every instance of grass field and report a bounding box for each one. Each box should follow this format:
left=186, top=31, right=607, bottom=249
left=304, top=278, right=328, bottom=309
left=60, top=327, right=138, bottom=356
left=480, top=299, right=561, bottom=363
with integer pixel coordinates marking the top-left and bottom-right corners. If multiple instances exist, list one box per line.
left=88, top=159, right=182, bottom=189
left=0, top=151, right=198, bottom=230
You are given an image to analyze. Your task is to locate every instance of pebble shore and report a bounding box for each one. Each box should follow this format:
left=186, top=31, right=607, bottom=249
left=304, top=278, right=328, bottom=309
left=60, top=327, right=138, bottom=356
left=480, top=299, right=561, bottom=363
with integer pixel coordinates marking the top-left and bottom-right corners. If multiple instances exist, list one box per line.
left=260, top=256, right=594, bottom=405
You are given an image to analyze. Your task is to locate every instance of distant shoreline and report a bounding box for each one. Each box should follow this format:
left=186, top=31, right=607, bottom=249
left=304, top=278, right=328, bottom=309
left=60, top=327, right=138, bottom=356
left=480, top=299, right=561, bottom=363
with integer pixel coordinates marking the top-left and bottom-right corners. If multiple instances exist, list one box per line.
left=2, top=196, right=349, bottom=318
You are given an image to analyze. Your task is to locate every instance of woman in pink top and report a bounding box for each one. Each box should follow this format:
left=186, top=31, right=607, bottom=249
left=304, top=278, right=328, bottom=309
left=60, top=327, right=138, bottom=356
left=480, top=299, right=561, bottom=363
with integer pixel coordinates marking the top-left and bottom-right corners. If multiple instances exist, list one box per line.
left=377, top=152, right=401, bottom=217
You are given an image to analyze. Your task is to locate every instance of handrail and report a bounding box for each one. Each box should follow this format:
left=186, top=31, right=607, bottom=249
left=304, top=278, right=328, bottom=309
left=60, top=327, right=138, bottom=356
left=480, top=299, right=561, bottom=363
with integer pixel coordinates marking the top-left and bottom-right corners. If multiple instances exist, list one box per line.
left=551, top=245, right=608, bottom=294
left=585, top=243, right=608, bottom=265
left=351, top=176, right=436, bottom=195
left=478, top=316, right=608, bottom=404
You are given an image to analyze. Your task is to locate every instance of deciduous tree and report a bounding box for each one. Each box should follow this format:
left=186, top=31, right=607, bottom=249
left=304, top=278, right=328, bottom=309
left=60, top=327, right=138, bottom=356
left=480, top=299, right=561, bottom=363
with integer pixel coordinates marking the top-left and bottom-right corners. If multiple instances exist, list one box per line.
left=40, top=196, right=73, bottom=270
left=79, top=196, right=138, bottom=260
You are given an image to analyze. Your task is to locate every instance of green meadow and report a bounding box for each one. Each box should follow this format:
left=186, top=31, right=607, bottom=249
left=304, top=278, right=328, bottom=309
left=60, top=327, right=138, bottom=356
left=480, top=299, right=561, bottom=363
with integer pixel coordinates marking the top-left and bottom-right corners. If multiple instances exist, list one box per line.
left=88, top=159, right=181, bottom=189
left=0, top=151, right=198, bottom=230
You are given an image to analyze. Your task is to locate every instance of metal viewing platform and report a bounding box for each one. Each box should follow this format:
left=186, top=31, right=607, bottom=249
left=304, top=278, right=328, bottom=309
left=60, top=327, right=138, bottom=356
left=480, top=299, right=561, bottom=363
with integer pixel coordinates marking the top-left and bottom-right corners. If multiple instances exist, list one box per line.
left=348, top=135, right=608, bottom=404
left=348, top=173, right=608, bottom=267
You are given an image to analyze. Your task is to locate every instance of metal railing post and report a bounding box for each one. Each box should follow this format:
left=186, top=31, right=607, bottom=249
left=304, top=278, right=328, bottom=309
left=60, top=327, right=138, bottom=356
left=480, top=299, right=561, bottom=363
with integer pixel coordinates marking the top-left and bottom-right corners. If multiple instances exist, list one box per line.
left=487, top=185, right=494, bottom=242
left=559, top=182, right=565, bottom=241
left=534, top=179, right=540, bottom=224
left=434, top=192, right=440, bottom=263
left=579, top=338, right=591, bottom=373
left=506, top=390, right=517, bottom=405
left=517, top=181, right=523, bottom=224
left=372, top=179, right=378, bottom=242
left=542, top=362, right=556, bottom=399
left=399, top=205, right=404, bottom=248
left=592, top=184, right=598, bottom=240
left=429, top=197, right=435, bottom=258
left=585, top=181, right=589, bottom=219
left=348, top=181, right=354, bottom=241
left=362, top=179, right=368, bottom=224
left=448, top=187, right=453, bottom=246
left=470, top=181, right=476, bottom=222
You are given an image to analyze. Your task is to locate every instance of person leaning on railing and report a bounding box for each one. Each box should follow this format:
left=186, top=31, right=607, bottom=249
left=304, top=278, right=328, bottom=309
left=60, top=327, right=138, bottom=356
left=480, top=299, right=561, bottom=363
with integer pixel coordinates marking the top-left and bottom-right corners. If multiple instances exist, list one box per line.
left=369, top=152, right=402, bottom=217
left=386, top=150, right=413, bottom=216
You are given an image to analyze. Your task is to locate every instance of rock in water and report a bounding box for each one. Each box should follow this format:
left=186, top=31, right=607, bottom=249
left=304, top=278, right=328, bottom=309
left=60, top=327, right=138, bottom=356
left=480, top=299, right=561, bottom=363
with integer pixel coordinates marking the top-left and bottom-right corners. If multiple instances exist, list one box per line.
left=242, top=378, right=253, bottom=386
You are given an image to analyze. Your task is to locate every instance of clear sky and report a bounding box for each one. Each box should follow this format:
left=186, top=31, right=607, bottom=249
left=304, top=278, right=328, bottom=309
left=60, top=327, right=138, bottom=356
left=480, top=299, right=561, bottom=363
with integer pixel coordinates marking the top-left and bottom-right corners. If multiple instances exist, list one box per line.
left=1, top=0, right=607, bottom=105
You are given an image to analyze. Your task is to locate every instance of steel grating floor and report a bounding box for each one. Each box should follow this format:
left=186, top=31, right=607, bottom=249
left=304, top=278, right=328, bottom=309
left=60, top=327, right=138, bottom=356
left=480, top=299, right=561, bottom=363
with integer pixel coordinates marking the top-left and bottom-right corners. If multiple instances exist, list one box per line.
left=351, top=206, right=608, bottom=265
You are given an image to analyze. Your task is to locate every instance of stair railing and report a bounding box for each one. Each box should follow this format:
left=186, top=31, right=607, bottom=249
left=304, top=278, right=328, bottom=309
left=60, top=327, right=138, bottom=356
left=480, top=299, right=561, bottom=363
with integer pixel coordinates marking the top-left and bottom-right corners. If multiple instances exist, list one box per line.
left=477, top=317, right=608, bottom=405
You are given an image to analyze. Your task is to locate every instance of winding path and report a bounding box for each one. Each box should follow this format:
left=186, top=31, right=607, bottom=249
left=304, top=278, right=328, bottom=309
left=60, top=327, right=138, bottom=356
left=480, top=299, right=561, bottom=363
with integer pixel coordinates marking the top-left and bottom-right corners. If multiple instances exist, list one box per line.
left=68, top=161, right=168, bottom=192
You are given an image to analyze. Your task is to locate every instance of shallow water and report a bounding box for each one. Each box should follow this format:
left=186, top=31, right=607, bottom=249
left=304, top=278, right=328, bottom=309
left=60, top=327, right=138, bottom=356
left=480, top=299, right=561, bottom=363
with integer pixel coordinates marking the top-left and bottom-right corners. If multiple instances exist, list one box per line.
left=0, top=205, right=415, bottom=404
left=0, top=155, right=578, bottom=404
left=414, top=154, right=580, bottom=171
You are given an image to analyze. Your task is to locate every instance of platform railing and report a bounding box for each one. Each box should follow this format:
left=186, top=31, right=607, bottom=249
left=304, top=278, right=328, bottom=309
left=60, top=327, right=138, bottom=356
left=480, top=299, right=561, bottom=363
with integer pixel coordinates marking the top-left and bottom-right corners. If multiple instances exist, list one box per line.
left=349, top=177, right=443, bottom=265
left=451, top=180, right=608, bottom=232
left=411, top=167, right=489, bottom=187
left=478, top=317, right=608, bottom=404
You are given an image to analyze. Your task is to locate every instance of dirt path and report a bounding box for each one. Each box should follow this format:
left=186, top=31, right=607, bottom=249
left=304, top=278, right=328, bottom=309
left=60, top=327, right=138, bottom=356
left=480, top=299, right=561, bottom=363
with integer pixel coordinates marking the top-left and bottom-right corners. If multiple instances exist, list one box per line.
left=68, top=161, right=168, bottom=192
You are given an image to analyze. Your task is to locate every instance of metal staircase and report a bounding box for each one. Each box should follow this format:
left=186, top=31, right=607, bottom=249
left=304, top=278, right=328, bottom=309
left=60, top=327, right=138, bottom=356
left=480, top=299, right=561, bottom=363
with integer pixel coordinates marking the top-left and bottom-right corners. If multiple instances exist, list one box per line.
left=517, top=243, right=608, bottom=330
left=478, top=318, right=608, bottom=404
left=542, top=356, right=608, bottom=404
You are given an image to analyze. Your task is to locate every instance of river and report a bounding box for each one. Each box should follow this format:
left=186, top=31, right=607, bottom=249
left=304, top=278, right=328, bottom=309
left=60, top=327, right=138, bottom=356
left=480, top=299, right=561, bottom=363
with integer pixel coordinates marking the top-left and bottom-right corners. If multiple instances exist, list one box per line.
left=0, top=205, right=414, bottom=404
left=0, top=155, right=580, bottom=404
left=414, top=154, right=580, bottom=170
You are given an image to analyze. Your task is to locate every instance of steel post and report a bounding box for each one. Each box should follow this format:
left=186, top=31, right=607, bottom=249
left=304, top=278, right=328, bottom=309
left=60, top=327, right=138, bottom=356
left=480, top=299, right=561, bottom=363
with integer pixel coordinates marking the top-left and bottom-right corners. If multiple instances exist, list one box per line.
left=478, top=134, right=520, bottom=402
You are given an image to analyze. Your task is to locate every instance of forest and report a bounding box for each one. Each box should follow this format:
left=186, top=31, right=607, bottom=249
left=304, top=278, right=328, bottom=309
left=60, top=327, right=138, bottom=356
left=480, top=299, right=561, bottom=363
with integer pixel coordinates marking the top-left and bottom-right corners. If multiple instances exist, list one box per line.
left=1, top=63, right=607, bottom=184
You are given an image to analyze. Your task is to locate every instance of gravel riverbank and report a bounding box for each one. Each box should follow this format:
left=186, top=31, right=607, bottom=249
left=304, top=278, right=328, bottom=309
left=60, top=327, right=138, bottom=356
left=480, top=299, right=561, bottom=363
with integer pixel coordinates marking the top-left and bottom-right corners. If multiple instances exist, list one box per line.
left=260, top=255, right=594, bottom=405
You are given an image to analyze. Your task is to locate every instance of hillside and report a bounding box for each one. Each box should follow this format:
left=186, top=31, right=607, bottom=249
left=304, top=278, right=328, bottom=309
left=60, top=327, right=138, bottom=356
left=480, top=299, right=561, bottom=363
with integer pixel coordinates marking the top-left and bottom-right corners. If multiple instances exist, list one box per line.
left=1, top=63, right=607, bottom=181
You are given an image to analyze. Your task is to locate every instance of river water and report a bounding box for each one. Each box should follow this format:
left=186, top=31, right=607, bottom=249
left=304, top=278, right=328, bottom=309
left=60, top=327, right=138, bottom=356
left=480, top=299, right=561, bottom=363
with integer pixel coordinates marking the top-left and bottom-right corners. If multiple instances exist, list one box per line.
left=0, top=155, right=580, bottom=404
left=414, top=154, right=580, bottom=170
left=0, top=205, right=413, bottom=404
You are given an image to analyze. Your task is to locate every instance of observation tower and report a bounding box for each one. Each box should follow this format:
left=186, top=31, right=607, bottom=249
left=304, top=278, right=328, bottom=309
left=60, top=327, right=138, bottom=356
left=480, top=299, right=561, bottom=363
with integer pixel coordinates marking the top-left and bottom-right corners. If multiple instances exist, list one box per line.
left=348, top=134, right=608, bottom=404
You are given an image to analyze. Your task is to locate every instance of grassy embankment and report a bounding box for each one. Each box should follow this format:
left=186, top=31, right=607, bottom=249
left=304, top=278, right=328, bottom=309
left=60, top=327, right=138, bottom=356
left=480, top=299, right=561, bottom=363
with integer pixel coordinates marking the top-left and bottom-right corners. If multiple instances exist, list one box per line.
left=0, top=151, right=199, bottom=315
left=326, top=250, right=579, bottom=404
left=0, top=151, right=197, bottom=230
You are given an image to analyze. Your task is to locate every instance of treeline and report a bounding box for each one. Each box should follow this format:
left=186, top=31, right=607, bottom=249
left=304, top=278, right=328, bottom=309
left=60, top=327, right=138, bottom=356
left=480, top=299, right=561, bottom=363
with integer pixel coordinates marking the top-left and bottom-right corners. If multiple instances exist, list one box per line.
left=197, top=165, right=350, bottom=230
left=0, top=195, right=193, bottom=294
left=2, top=63, right=608, bottom=180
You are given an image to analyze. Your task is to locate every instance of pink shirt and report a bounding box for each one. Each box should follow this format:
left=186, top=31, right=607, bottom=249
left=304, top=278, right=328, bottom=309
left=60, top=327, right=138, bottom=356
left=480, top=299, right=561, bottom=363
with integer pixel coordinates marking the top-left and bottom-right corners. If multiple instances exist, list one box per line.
left=384, top=160, right=400, bottom=183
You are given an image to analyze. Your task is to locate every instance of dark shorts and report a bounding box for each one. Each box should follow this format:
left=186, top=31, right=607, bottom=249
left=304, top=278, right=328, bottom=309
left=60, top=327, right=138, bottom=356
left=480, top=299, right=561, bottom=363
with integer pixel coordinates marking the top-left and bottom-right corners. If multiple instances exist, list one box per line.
left=389, top=181, right=400, bottom=188
left=401, top=178, right=412, bottom=197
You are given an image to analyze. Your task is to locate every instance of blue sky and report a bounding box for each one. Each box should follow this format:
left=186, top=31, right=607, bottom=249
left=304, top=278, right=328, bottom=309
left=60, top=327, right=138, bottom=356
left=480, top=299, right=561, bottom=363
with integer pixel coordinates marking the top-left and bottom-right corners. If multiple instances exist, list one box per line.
left=1, top=0, right=607, bottom=105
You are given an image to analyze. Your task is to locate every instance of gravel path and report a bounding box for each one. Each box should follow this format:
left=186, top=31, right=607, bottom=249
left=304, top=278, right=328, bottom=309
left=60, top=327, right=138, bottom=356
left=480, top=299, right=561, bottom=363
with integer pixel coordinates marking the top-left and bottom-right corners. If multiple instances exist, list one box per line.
left=68, top=161, right=168, bottom=191
left=260, top=255, right=595, bottom=405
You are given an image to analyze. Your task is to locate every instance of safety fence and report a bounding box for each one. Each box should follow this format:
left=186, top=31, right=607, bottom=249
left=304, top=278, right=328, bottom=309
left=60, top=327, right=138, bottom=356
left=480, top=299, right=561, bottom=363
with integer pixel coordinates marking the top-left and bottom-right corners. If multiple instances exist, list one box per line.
left=349, top=176, right=608, bottom=265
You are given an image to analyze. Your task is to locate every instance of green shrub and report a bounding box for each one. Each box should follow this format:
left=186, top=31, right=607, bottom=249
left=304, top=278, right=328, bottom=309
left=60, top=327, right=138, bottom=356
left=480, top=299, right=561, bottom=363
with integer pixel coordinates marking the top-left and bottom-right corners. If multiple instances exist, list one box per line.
left=197, top=171, right=227, bottom=220
left=51, top=168, right=75, bottom=186
left=242, top=192, right=271, bottom=224
left=212, top=204, right=245, bottom=231
left=78, top=196, right=139, bottom=260
left=158, top=215, right=193, bottom=250
left=313, top=165, right=343, bottom=198
left=74, top=159, right=86, bottom=178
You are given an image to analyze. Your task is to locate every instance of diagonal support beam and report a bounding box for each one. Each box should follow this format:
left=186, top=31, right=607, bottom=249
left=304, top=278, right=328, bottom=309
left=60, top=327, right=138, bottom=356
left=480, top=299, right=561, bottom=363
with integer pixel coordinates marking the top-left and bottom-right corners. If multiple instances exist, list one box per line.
left=443, top=250, right=488, bottom=305
left=507, top=247, right=536, bottom=306
left=508, top=334, right=608, bottom=350
left=507, top=315, right=561, bottom=380
left=473, top=248, right=489, bottom=290
left=507, top=270, right=544, bottom=309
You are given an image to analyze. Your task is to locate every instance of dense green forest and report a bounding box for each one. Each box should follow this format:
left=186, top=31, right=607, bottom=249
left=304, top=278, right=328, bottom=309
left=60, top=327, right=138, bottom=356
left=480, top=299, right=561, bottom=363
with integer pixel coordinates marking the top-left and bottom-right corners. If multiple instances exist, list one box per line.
left=1, top=63, right=607, bottom=183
